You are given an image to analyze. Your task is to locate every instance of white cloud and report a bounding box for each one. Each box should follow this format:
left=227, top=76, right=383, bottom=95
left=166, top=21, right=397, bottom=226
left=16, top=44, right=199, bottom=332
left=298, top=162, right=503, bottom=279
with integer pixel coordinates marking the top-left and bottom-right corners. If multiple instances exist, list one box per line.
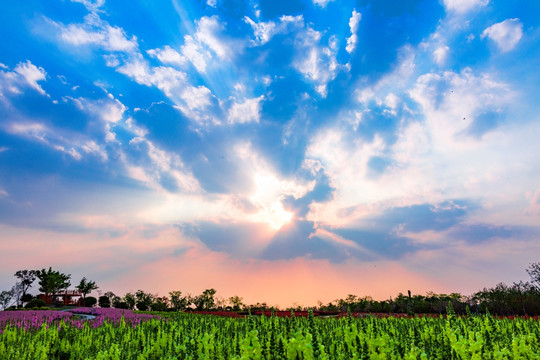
left=14, top=61, right=48, bottom=96
left=147, top=46, right=186, bottom=67
left=345, top=10, right=361, bottom=54
left=442, top=0, right=490, bottom=14
left=195, top=16, right=233, bottom=60
left=206, top=0, right=217, bottom=7
left=181, top=35, right=211, bottom=73
left=60, top=21, right=138, bottom=52
left=433, top=45, right=449, bottom=65
left=71, top=0, right=105, bottom=13
left=312, top=0, right=334, bottom=8
left=0, top=60, right=48, bottom=98
left=227, top=96, right=264, bottom=124
left=244, top=15, right=304, bottom=46
left=481, top=18, right=523, bottom=53
left=176, top=16, right=242, bottom=73
left=125, top=138, right=201, bottom=193
left=295, top=29, right=344, bottom=97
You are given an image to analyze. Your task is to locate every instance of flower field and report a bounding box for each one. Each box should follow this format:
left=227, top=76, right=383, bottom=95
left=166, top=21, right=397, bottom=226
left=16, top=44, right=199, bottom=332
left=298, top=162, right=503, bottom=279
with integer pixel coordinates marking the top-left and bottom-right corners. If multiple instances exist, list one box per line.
left=1, top=309, right=539, bottom=359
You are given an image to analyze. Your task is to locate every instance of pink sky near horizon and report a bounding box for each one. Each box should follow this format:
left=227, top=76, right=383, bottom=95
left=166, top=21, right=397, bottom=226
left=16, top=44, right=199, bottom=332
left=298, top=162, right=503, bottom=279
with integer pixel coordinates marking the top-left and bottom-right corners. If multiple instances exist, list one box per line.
left=1, top=223, right=533, bottom=308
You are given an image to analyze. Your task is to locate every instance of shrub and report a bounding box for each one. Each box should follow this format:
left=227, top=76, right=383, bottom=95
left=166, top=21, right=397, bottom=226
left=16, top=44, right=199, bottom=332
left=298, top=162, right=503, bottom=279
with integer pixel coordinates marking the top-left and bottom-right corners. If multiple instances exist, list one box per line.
left=98, top=296, right=110, bottom=308
left=113, top=301, right=129, bottom=309
left=25, top=299, right=46, bottom=308
left=84, top=296, right=97, bottom=307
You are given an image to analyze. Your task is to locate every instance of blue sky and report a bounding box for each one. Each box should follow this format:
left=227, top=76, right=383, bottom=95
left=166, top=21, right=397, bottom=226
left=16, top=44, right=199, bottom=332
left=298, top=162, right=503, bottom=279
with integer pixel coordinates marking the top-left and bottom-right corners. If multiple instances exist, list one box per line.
left=1, top=0, right=540, bottom=306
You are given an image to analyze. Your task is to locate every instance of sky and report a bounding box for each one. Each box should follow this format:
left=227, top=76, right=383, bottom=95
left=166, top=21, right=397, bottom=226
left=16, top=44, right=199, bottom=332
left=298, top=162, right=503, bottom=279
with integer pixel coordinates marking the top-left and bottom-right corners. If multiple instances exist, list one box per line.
left=1, top=0, right=540, bottom=308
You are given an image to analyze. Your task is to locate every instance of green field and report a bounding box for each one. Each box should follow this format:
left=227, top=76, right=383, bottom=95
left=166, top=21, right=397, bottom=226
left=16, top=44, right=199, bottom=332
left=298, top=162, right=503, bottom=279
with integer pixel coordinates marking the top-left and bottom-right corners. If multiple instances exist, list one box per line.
left=1, top=309, right=540, bottom=359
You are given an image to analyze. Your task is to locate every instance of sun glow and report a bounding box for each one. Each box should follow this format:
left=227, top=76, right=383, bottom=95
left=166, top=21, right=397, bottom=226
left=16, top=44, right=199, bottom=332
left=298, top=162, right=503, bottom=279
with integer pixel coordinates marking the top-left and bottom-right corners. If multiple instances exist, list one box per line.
left=265, top=199, right=294, bottom=230
left=248, top=172, right=299, bottom=230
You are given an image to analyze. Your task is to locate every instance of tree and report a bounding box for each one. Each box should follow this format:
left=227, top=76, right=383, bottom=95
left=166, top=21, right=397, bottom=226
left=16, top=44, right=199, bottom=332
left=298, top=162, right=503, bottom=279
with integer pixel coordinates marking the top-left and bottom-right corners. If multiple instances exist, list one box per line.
left=135, top=290, right=155, bottom=311
left=228, top=295, right=244, bottom=311
left=14, top=270, right=37, bottom=306
left=193, top=289, right=217, bottom=310
left=169, top=291, right=190, bottom=311
left=151, top=296, right=169, bottom=311
left=124, top=292, right=136, bottom=310
left=36, top=268, right=71, bottom=306
left=76, top=277, right=98, bottom=306
left=85, top=296, right=97, bottom=307
left=527, top=262, right=540, bottom=288
left=0, top=289, right=13, bottom=310
left=98, top=296, right=110, bottom=308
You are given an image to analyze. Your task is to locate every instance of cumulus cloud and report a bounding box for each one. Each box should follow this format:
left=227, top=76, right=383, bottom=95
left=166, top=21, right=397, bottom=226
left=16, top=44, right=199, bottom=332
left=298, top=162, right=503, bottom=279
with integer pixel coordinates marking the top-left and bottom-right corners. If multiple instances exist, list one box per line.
left=481, top=18, right=523, bottom=53
left=147, top=46, right=186, bottom=67
left=0, top=60, right=48, bottom=98
left=70, top=0, right=105, bottom=13
left=442, top=0, right=490, bottom=14
left=345, top=10, right=361, bottom=54
left=59, top=17, right=138, bottom=52
left=432, top=45, right=449, bottom=65
left=5, top=120, right=108, bottom=161
left=244, top=15, right=304, bottom=46
left=295, top=29, right=344, bottom=97
left=227, top=96, right=264, bottom=124
left=312, top=0, right=334, bottom=8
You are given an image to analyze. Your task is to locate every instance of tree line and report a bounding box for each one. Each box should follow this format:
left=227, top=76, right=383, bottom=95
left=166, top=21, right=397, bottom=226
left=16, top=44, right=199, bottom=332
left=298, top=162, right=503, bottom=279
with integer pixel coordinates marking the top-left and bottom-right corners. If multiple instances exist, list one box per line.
left=1, top=262, right=539, bottom=316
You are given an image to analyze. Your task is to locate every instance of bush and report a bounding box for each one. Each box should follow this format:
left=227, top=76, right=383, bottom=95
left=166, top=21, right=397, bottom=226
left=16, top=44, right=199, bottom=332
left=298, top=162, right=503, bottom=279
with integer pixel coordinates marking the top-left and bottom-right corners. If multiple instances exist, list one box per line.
left=114, top=301, right=129, bottom=309
left=98, top=296, right=110, bottom=308
left=84, top=296, right=97, bottom=307
left=25, top=298, right=46, bottom=308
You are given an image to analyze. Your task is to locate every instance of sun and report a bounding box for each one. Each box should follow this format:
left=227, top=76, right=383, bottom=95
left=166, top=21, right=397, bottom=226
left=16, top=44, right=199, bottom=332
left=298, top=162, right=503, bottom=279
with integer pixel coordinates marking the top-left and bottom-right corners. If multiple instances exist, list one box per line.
left=265, top=200, right=294, bottom=230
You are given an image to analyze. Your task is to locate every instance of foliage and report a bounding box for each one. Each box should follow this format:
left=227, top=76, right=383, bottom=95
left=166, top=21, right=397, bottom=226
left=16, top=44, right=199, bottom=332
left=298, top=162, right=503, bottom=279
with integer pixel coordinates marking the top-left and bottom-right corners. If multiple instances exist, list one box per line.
left=98, top=296, right=110, bottom=308
left=2, top=310, right=540, bottom=359
left=36, top=267, right=71, bottom=303
left=229, top=295, right=244, bottom=311
left=192, top=288, right=217, bottom=311
left=14, top=270, right=37, bottom=306
left=76, top=277, right=98, bottom=304
left=84, top=296, right=97, bottom=308
left=123, top=292, right=136, bottom=310
left=169, top=291, right=190, bottom=311
left=135, top=290, right=155, bottom=311
left=0, top=290, right=13, bottom=311
left=24, top=298, right=46, bottom=309
left=527, top=262, right=540, bottom=288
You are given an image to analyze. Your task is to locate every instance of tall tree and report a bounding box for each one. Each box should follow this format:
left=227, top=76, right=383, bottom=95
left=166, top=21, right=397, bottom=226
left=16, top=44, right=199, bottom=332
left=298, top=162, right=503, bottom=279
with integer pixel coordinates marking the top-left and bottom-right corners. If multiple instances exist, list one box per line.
left=36, top=267, right=71, bottom=306
left=169, top=291, right=190, bottom=311
left=14, top=270, right=37, bottom=306
left=193, top=289, right=217, bottom=310
left=527, top=262, right=540, bottom=288
left=228, top=295, right=244, bottom=311
left=0, top=289, right=13, bottom=310
left=75, top=277, right=98, bottom=306
left=124, top=292, right=136, bottom=310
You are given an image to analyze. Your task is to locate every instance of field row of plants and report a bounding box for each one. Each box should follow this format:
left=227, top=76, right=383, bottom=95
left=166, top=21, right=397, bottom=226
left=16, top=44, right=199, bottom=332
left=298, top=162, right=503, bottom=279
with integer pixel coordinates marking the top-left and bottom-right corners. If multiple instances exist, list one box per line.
left=1, top=308, right=539, bottom=359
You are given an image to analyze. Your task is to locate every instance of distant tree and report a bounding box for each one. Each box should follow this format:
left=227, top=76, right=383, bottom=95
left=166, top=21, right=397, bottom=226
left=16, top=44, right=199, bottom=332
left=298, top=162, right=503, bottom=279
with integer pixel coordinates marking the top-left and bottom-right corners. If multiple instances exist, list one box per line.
left=25, top=298, right=46, bottom=309
left=21, top=293, right=34, bottom=304
left=193, top=289, right=217, bottom=310
left=14, top=270, right=38, bottom=306
left=36, top=268, right=71, bottom=306
left=98, top=295, right=110, bottom=308
left=135, top=290, right=155, bottom=311
left=85, top=296, right=97, bottom=307
left=0, top=289, right=13, bottom=310
left=150, top=296, right=169, bottom=311
left=124, top=292, right=136, bottom=310
left=527, top=262, right=540, bottom=288
left=228, top=295, right=244, bottom=311
left=76, top=277, right=98, bottom=306
left=169, top=291, right=190, bottom=311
